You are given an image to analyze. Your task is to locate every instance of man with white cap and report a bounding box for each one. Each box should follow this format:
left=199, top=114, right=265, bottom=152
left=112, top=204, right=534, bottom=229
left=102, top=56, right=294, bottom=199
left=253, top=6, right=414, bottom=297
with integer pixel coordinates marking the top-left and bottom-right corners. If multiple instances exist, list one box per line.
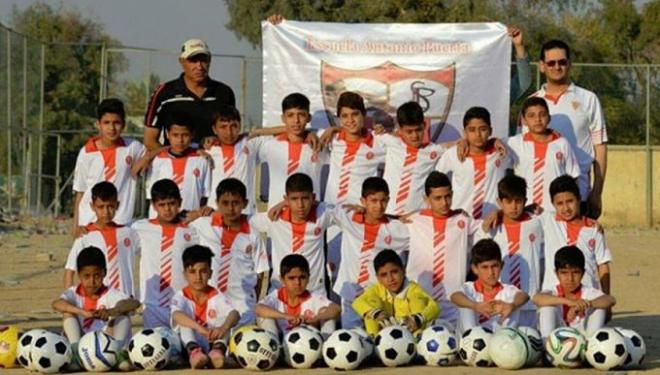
left=143, top=39, right=236, bottom=150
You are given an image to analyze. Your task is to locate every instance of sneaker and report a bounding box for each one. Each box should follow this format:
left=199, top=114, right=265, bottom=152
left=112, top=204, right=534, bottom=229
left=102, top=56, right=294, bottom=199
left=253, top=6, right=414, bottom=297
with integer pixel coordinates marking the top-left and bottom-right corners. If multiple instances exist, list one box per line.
left=188, top=347, right=209, bottom=369
left=208, top=347, right=225, bottom=369
left=116, top=349, right=133, bottom=372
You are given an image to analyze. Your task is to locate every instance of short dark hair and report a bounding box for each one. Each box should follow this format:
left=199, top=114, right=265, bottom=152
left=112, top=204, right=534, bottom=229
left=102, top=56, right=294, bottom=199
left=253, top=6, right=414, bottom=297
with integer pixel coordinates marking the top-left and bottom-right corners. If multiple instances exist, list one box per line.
left=373, top=249, right=403, bottom=273
left=211, top=105, right=241, bottom=125
left=361, top=176, right=389, bottom=198
left=151, top=179, right=182, bottom=203
left=164, top=110, right=195, bottom=133
left=336, top=91, right=366, bottom=116
left=97, top=98, right=125, bottom=122
left=549, top=175, right=580, bottom=202
left=397, top=101, right=425, bottom=127
left=91, top=181, right=118, bottom=202
left=77, top=246, right=106, bottom=272
left=182, top=245, right=214, bottom=269
left=554, top=246, right=585, bottom=271
left=463, top=106, right=491, bottom=128
left=471, top=239, right=502, bottom=265
left=285, top=173, right=314, bottom=194
left=216, top=178, right=247, bottom=201
left=282, top=93, right=310, bottom=113
left=540, top=39, right=571, bottom=61
left=521, top=97, right=550, bottom=116
left=424, top=171, right=452, bottom=196
left=498, top=174, right=527, bottom=201
left=280, top=254, right=310, bottom=277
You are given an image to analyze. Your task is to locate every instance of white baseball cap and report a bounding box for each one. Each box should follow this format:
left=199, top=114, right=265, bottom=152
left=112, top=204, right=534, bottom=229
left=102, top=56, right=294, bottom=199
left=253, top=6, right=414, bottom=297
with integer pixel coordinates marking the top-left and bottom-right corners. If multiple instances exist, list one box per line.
left=180, top=39, right=210, bottom=59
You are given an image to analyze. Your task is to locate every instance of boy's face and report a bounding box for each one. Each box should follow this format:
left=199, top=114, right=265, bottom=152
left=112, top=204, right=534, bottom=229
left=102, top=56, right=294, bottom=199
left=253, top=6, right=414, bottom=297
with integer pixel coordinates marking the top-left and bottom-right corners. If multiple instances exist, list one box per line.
left=376, top=262, right=405, bottom=293
left=78, top=265, right=105, bottom=296
left=90, top=198, right=119, bottom=225
left=498, top=196, right=526, bottom=221
left=552, top=191, right=580, bottom=221
left=425, top=186, right=452, bottom=216
left=281, top=108, right=310, bottom=138
left=281, top=267, right=309, bottom=297
left=213, top=119, right=241, bottom=145
left=398, top=124, right=425, bottom=148
left=464, top=119, right=491, bottom=149
left=216, top=192, right=246, bottom=223
left=523, top=105, right=550, bottom=135
left=166, top=124, right=193, bottom=153
left=184, top=262, right=212, bottom=291
left=360, top=192, right=388, bottom=220
left=96, top=113, right=124, bottom=143
left=471, top=259, right=502, bottom=288
left=152, top=197, right=181, bottom=223
left=339, top=107, right=364, bottom=136
left=556, top=265, right=585, bottom=294
left=285, top=191, right=314, bottom=222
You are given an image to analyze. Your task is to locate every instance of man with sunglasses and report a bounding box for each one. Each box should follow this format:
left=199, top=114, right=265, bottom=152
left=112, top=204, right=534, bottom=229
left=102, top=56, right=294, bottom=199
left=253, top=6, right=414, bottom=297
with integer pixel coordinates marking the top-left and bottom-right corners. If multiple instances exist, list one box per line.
left=143, top=39, right=236, bottom=150
left=530, top=40, right=607, bottom=219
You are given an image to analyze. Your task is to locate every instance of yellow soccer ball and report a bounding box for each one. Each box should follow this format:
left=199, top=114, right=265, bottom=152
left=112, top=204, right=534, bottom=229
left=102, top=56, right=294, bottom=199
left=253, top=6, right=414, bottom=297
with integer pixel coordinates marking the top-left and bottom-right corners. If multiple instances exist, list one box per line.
left=229, top=325, right=259, bottom=355
left=0, top=325, right=20, bottom=368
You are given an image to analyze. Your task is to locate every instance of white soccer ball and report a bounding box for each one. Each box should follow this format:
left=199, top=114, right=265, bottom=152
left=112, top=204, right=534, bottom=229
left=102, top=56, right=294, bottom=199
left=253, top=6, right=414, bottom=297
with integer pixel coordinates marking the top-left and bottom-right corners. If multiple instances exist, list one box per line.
left=374, top=325, right=416, bottom=367
left=78, top=331, right=121, bottom=372
left=16, top=329, right=48, bottom=370
left=233, top=327, right=280, bottom=371
left=128, top=329, right=170, bottom=371
left=153, top=327, right=183, bottom=367
left=283, top=326, right=323, bottom=369
left=585, top=328, right=628, bottom=371
left=518, top=326, right=543, bottom=366
left=545, top=327, right=586, bottom=368
left=615, top=327, right=646, bottom=369
left=458, top=326, right=493, bottom=367
left=30, top=331, right=72, bottom=373
left=351, top=327, right=374, bottom=358
left=322, top=329, right=364, bottom=371
left=417, top=325, right=458, bottom=366
left=489, top=327, right=529, bottom=370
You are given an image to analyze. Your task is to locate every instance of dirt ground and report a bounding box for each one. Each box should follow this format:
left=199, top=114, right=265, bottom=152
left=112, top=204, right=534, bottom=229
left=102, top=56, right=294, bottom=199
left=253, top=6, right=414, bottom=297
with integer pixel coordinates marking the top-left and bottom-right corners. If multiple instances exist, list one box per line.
left=0, top=221, right=658, bottom=374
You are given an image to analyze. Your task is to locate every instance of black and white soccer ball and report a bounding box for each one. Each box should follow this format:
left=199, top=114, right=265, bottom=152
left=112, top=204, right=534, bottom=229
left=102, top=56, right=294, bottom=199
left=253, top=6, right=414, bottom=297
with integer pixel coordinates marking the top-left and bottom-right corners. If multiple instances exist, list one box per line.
left=518, top=326, right=543, bottom=366
left=30, top=331, right=71, bottom=373
left=322, top=329, right=364, bottom=370
left=78, top=331, right=120, bottom=372
left=374, top=325, right=416, bottom=367
left=128, top=329, right=170, bottom=371
left=233, top=327, right=280, bottom=371
left=153, top=327, right=184, bottom=367
left=489, top=327, right=529, bottom=370
left=16, top=329, right=48, bottom=370
left=459, top=326, right=493, bottom=367
left=615, top=327, right=646, bottom=369
left=585, top=327, right=627, bottom=371
left=416, top=324, right=457, bottom=366
left=544, top=327, right=586, bottom=368
left=283, top=326, right=323, bottom=369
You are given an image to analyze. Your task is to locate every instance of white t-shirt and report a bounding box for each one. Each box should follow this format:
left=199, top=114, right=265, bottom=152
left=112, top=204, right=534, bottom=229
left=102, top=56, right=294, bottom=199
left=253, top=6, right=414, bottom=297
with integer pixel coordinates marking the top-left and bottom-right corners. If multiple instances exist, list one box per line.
left=260, top=288, right=333, bottom=334
left=171, top=286, right=235, bottom=329
left=461, top=281, right=522, bottom=330
left=59, top=284, right=128, bottom=333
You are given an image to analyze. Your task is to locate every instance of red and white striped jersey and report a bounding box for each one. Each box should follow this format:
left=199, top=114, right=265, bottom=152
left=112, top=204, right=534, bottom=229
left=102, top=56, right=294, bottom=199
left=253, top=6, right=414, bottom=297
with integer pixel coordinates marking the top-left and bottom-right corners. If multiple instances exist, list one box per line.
left=260, top=288, right=333, bottom=334
left=59, top=284, right=129, bottom=333
left=541, top=214, right=612, bottom=290
left=461, top=281, right=522, bottom=330
left=436, top=144, right=512, bottom=219
left=324, top=130, right=385, bottom=205
left=405, top=209, right=479, bottom=323
left=65, top=224, right=139, bottom=297
left=146, top=148, right=212, bottom=217
left=73, top=137, right=145, bottom=225
left=190, top=213, right=269, bottom=315
left=171, top=286, right=235, bottom=328
left=250, top=203, right=334, bottom=293
left=508, top=131, right=581, bottom=208
left=378, top=134, right=445, bottom=214
left=539, top=283, right=605, bottom=328
left=132, top=219, right=199, bottom=309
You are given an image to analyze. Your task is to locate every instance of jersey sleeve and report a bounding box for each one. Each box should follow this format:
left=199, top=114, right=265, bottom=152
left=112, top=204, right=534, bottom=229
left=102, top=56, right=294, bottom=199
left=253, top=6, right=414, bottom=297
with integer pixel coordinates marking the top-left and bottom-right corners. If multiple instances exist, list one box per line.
left=201, top=159, right=212, bottom=198
left=388, top=220, right=410, bottom=252
left=460, top=282, right=477, bottom=300
left=72, top=148, right=88, bottom=193
left=249, top=213, right=270, bottom=234
left=259, top=290, right=279, bottom=309
left=144, top=84, right=167, bottom=129
left=506, top=137, right=521, bottom=167
left=435, top=147, right=455, bottom=175
left=65, top=239, right=84, bottom=271
left=562, top=140, right=581, bottom=178
left=255, top=137, right=273, bottom=164
left=106, top=289, right=131, bottom=309
left=59, top=287, right=77, bottom=303
left=311, top=291, right=333, bottom=311
left=587, top=93, right=608, bottom=145
left=351, top=285, right=382, bottom=318
left=593, top=229, right=613, bottom=265
left=170, top=292, right=188, bottom=315
left=251, top=234, right=270, bottom=274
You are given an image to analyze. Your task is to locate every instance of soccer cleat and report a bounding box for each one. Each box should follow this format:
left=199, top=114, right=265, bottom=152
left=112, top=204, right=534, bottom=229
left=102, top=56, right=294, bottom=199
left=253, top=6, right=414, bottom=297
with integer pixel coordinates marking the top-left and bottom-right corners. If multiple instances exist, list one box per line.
left=189, top=347, right=210, bottom=369
left=208, top=347, right=226, bottom=369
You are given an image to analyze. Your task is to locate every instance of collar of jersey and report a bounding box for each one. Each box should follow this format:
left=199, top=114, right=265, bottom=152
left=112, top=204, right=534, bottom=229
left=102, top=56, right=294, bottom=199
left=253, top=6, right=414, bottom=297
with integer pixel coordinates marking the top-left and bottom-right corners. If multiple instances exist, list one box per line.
left=84, top=136, right=127, bottom=152
left=182, top=285, right=219, bottom=301
left=556, top=283, right=583, bottom=298
left=397, top=134, right=429, bottom=150
left=419, top=209, right=461, bottom=219
left=75, top=284, right=109, bottom=298
left=211, top=212, right=250, bottom=233
left=84, top=222, right=122, bottom=233
left=279, top=203, right=318, bottom=223
left=554, top=214, right=596, bottom=227
left=522, top=130, right=561, bottom=143
left=474, top=279, right=503, bottom=298
left=337, top=129, right=374, bottom=147
left=275, top=132, right=310, bottom=144
left=277, top=287, right=311, bottom=308
left=148, top=218, right=187, bottom=227
left=351, top=211, right=389, bottom=224
left=158, top=147, right=199, bottom=158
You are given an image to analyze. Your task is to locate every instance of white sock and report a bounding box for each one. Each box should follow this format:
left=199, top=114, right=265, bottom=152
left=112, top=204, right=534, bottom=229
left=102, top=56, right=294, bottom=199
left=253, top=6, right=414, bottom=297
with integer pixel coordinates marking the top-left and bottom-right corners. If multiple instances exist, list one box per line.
left=458, top=307, right=477, bottom=333
left=585, top=308, right=606, bottom=337
left=538, top=306, right=559, bottom=340
left=107, top=315, right=132, bottom=347
left=63, top=316, right=82, bottom=344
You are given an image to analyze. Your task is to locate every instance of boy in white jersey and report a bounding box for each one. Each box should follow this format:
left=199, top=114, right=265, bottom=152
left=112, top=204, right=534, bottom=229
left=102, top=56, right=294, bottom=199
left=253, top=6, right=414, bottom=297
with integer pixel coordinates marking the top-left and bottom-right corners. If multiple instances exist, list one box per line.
left=533, top=247, right=615, bottom=340
left=451, top=239, right=529, bottom=332
left=65, top=182, right=139, bottom=297
left=256, top=254, right=340, bottom=339
left=133, top=179, right=199, bottom=328
left=171, top=245, right=240, bottom=369
left=72, top=98, right=145, bottom=236
left=508, top=97, right=580, bottom=210
left=191, top=178, right=269, bottom=325
left=405, top=171, right=478, bottom=328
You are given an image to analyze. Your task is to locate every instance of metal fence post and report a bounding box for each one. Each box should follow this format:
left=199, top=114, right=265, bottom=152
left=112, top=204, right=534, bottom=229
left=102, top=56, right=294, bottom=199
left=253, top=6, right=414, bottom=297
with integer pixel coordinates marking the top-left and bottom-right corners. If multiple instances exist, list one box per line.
left=22, top=36, right=29, bottom=214
left=241, top=57, right=247, bottom=126
left=645, top=65, right=652, bottom=228
left=99, top=43, right=106, bottom=100
left=36, top=43, right=45, bottom=214
left=6, top=30, right=12, bottom=213
left=54, top=134, right=61, bottom=217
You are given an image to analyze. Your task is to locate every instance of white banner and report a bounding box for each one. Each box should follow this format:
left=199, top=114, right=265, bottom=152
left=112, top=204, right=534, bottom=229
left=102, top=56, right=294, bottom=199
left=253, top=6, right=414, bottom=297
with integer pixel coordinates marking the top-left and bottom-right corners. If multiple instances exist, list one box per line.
left=262, top=21, right=511, bottom=141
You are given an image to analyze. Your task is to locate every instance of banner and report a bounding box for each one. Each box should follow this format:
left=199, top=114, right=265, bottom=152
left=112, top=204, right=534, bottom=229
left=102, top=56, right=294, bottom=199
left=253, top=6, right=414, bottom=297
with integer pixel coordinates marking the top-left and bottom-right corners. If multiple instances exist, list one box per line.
left=262, top=21, right=511, bottom=141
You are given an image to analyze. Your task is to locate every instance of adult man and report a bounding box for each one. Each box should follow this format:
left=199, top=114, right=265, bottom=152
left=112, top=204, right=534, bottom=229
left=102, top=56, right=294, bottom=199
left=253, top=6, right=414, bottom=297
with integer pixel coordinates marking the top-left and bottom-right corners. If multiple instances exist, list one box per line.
left=531, top=40, right=607, bottom=218
left=144, top=39, right=236, bottom=150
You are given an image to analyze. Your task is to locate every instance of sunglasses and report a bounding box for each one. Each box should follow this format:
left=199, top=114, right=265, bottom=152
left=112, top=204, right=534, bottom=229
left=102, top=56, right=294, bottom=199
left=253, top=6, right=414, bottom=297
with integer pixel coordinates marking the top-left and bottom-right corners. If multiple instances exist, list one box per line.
left=544, top=59, right=569, bottom=67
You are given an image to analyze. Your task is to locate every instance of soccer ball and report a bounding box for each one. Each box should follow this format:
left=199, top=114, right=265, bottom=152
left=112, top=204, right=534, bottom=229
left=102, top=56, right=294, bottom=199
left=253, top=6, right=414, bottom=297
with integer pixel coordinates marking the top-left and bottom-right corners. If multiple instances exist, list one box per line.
left=351, top=327, right=374, bottom=358
left=17, top=329, right=48, bottom=370
left=283, top=326, right=323, bottom=369
left=229, top=324, right=258, bottom=356
left=416, top=325, right=458, bottom=366
left=233, top=328, right=280, bottom=370
left=374, top=325, right=416, bottom=367
left=585, top=328, right=627, bottom=370
left=153, top=327, right=183, bottom=367
left=615, top=327, right=646, bottom=368
left=545, top=327, right=586, bottom=368
left=30, top=331, right=72, bottom=373
left=518, top=326, right=543, bottom=366
left=128, top=329, right=170, bottom=371
left=459, top=326, right=493, bottom=367
left=489, top=327, right=529, bottom=370
left=78, top=331, right=120, bottom=372
left=322, top=329, right=364, bottom=370
left=0, top=325, right=20, bottom=368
